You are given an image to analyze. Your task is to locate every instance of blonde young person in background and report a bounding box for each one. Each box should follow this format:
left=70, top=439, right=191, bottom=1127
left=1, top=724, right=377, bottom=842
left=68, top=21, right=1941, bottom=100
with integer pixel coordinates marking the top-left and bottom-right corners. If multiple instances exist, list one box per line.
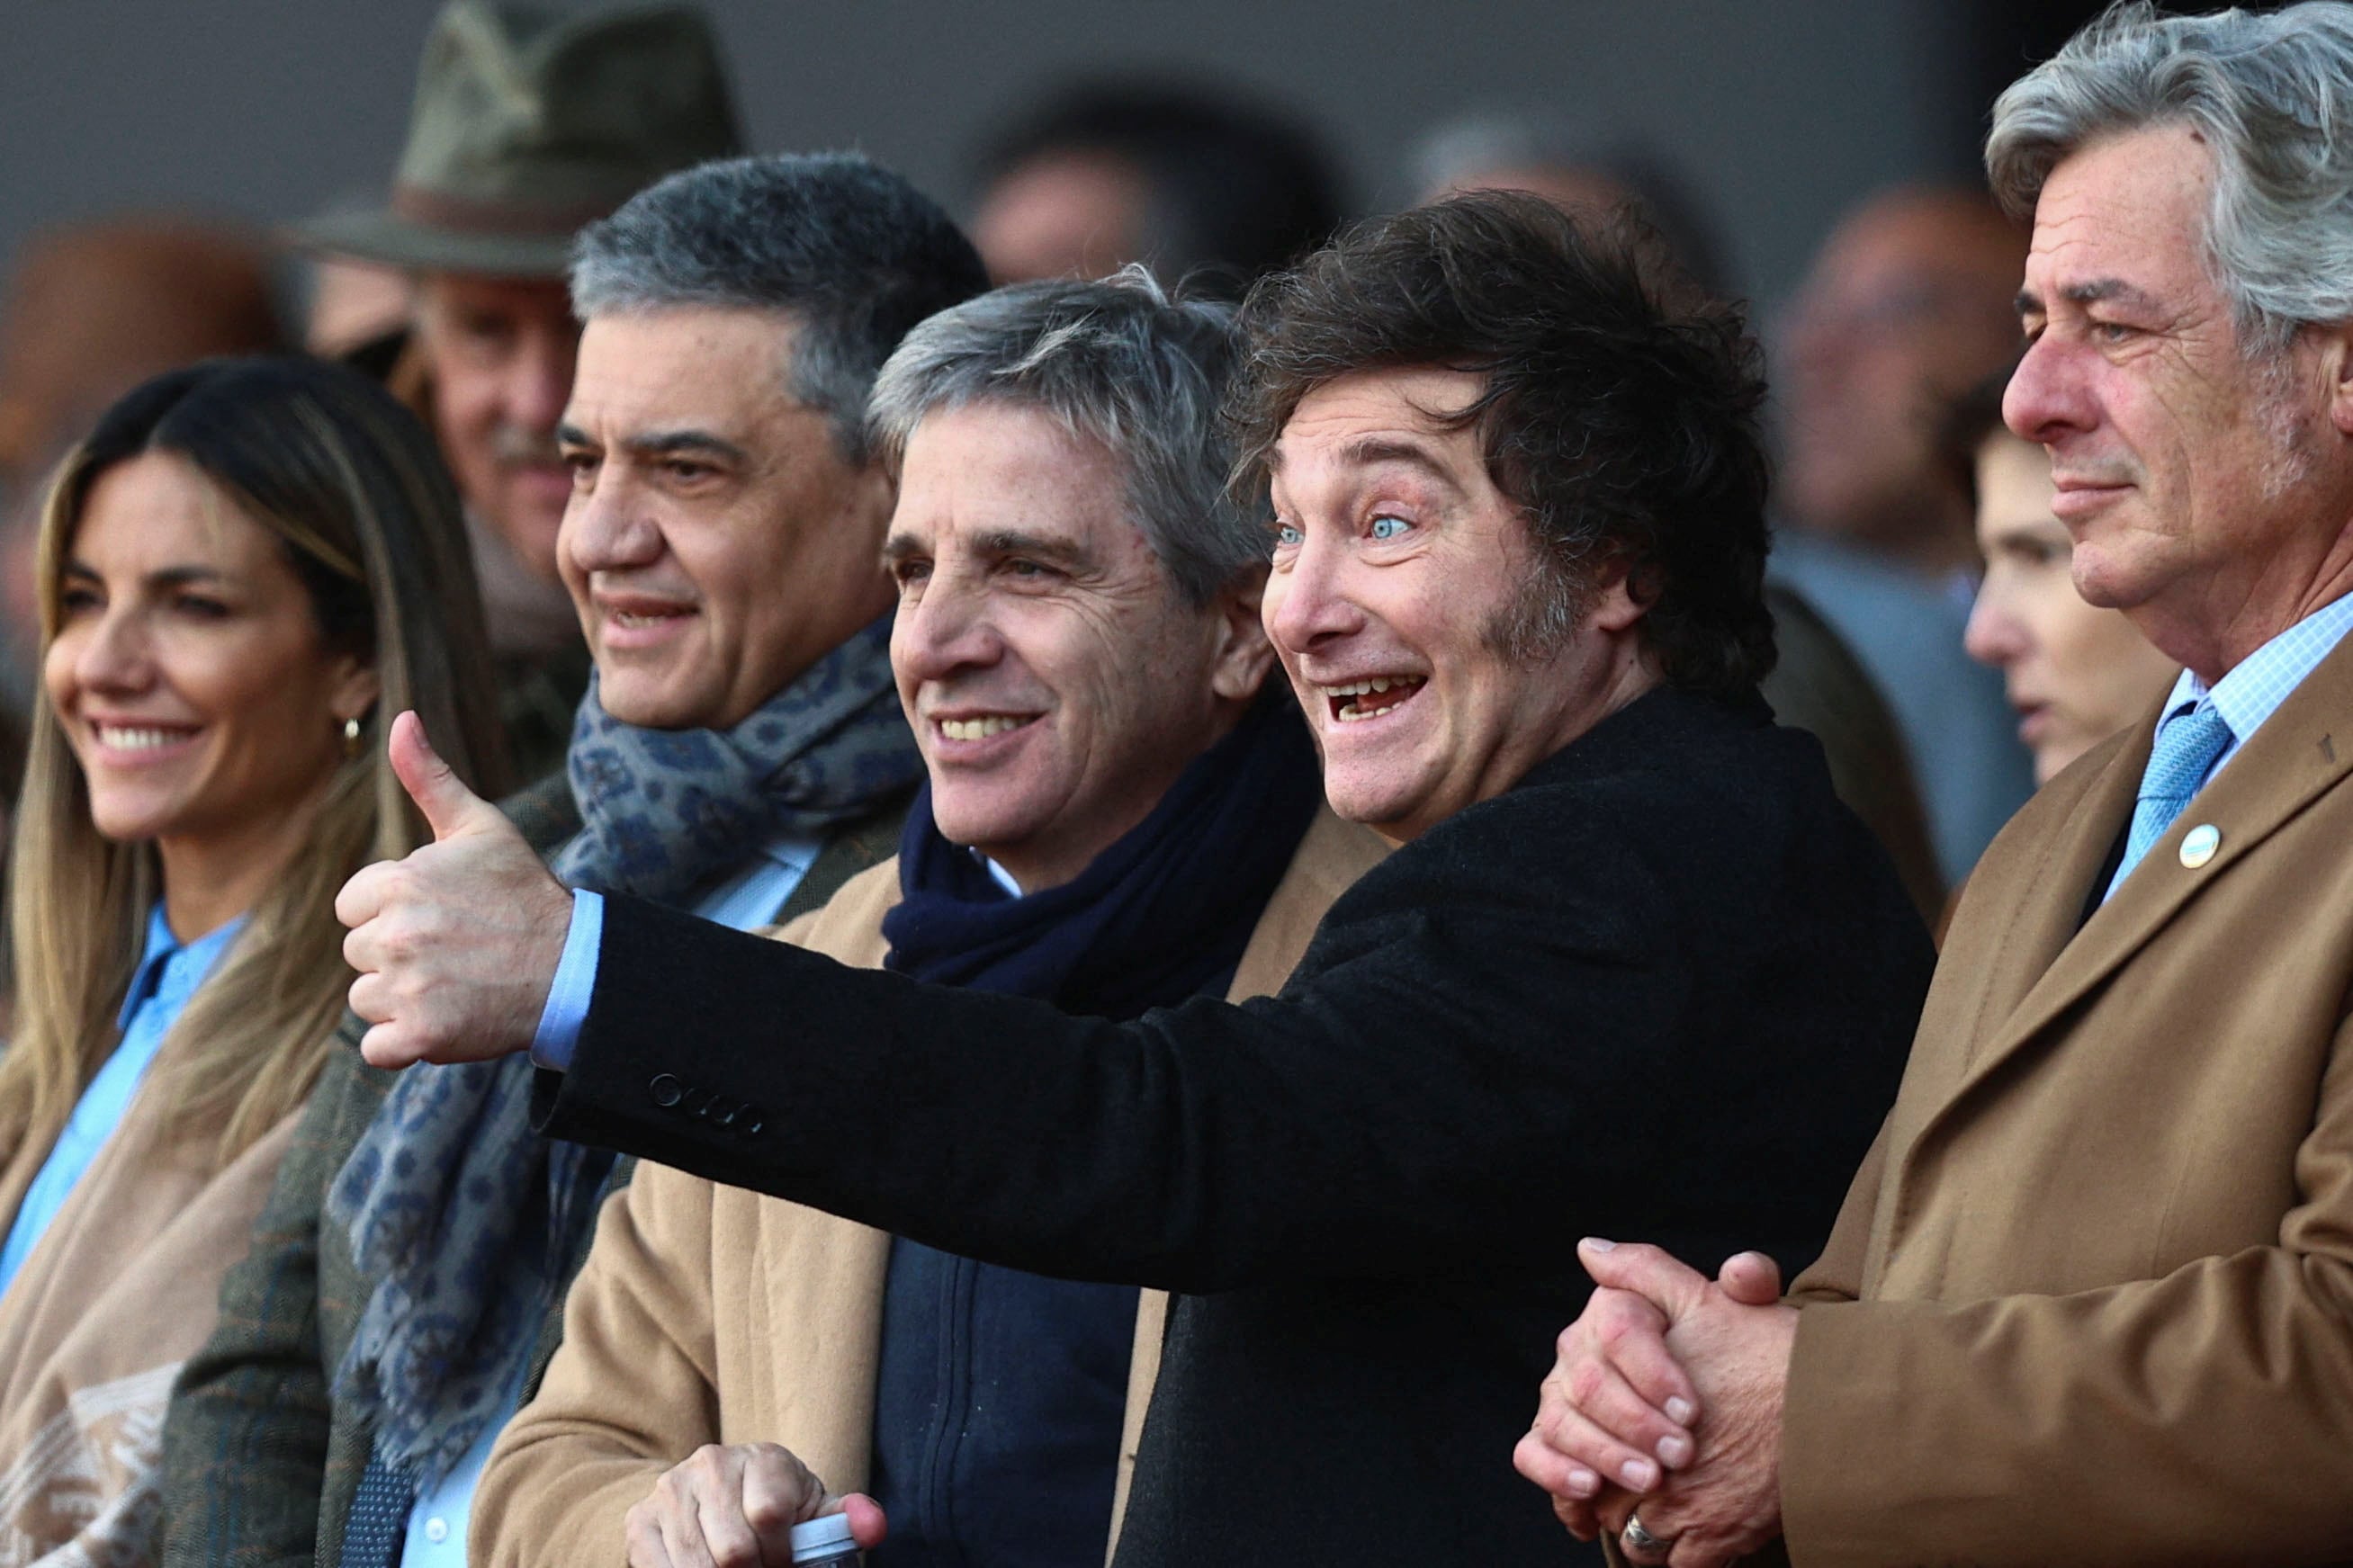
left=1953, top=371, right=2178, bottom=785
left=0, top=357, right=504, bottom=1564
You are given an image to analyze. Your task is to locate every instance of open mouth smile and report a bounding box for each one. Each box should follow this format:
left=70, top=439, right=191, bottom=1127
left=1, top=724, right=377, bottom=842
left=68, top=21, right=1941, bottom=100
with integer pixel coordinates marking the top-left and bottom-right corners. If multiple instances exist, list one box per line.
left=88, top=721, right=202, bottom=760
left=1318, top=676, right=1427, bottom=723
left=934, top=712, right=1039, bottom=742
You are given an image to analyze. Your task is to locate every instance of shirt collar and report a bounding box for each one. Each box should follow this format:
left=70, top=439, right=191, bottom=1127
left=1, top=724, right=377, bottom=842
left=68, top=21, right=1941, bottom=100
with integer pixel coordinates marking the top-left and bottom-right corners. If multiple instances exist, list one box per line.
left=958, top=847, right=1028, bottom=900
left=117, top=905, right=247, bottom=1031
left=2154, top=589, right=2353, bottom=752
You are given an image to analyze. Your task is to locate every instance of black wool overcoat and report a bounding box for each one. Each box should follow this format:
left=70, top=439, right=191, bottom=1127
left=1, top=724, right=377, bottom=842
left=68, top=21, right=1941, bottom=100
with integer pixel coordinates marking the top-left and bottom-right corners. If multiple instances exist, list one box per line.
left=534, top=685, right=1935, bottom=1566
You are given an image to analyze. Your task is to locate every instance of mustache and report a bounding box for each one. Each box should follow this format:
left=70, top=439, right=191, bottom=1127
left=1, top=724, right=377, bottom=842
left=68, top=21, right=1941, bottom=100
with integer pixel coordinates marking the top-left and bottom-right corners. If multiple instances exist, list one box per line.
left=2051, top=458, right=2142, bottom=488
left=489, top=423, right=562, bottom=468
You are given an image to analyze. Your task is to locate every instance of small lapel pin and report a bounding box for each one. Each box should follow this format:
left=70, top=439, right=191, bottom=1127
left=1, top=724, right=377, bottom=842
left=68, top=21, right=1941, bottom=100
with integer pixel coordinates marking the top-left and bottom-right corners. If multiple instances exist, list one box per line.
left=2179, top=823, right=2221, bottom=869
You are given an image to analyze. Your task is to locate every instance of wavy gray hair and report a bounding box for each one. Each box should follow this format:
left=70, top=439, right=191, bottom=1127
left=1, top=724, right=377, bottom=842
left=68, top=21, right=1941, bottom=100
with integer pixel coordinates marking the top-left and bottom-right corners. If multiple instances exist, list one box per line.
left=1988, top=1, right=2353, bottom=354
left=865, top=268, right=1261, bottom=605
left=570, top=152, right=987, bottom=461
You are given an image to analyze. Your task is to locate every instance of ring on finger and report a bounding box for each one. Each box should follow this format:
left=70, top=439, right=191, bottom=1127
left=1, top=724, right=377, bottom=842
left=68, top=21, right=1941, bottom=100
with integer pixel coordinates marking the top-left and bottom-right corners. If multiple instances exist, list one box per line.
left=1624, top=1512, right=1673, bottom=1554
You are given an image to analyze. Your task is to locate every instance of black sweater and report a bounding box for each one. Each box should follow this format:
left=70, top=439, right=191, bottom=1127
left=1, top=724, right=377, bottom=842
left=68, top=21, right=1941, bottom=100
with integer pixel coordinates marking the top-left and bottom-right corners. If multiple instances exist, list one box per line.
left=536, top=686, right=1935, bottom=1565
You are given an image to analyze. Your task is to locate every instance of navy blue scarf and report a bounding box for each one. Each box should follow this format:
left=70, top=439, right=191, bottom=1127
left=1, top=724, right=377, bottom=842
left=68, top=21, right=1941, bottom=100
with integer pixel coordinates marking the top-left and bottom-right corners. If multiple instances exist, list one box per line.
left=882, top=693, right=1323, bottom=1015
left=869, top=694, right=1321, bottom=1568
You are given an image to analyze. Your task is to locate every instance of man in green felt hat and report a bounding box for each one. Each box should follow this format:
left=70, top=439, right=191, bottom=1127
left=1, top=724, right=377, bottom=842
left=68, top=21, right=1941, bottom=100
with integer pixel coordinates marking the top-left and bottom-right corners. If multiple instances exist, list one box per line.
left=300, top=0, right=741, bottom=784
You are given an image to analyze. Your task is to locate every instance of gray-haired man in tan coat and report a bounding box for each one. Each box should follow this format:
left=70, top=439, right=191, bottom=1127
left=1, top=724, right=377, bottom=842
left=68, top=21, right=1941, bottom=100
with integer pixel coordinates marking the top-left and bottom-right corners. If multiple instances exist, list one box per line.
left=1522, top=7, right=2353, bottom=1564
left=469, top=273, right=1386, bottom=1568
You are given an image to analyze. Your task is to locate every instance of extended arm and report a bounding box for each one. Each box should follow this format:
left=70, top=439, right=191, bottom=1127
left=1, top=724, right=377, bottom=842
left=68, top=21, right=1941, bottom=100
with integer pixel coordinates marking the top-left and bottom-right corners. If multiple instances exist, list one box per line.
left=534, top=803, right=1857, bottom=1295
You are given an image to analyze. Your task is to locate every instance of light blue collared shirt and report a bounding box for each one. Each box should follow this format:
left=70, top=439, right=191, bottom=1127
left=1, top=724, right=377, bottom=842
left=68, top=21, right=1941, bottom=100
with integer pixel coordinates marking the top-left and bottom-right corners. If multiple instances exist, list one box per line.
left=528, top=833, right=824, bottom=1080
left=399, top=1364, right=529, bottom=1568
left=0, top=905, right=245, bottom=1298
left=404, top=831, right=822, bottom=1564
left=2104, top=590, right=2353, bottom=902
left=977, top=851, right=1023, bottom=899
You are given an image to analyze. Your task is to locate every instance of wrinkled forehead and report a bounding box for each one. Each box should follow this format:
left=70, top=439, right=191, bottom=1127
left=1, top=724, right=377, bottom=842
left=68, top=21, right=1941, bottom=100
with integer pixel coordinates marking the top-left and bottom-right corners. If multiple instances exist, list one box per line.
left=2020, top=126, right=2218, bottom=309
left=1268, top=367, right=1488, bottom=506
left=892, top=399, right=1142, bottom=551
left=566, top=308, right=813, bottom=439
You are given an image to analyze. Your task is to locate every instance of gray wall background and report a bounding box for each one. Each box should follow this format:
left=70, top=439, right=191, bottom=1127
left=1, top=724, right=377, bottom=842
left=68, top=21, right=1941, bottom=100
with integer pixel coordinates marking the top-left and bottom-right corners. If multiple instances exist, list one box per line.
left=0, top=0, right=1996, bottom=319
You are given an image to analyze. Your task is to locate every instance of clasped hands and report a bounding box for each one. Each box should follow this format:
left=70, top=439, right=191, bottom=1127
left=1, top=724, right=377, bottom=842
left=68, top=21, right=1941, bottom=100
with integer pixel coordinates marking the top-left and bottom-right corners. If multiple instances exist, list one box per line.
left=1513, top=1239, right=1800, bottom=1567
left=335, top=712, right=575, bottom=1070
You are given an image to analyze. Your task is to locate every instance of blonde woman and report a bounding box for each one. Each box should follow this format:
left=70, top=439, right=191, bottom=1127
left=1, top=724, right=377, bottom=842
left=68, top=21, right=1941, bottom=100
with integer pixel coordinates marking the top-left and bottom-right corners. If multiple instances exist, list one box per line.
left=0, top=357, right=505, bottom=1564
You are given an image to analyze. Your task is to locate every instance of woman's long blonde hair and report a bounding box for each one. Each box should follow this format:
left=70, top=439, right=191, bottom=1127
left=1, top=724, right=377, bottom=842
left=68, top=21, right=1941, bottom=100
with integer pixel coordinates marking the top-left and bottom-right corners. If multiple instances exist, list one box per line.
left=0, top=357, right=510, bottom=1168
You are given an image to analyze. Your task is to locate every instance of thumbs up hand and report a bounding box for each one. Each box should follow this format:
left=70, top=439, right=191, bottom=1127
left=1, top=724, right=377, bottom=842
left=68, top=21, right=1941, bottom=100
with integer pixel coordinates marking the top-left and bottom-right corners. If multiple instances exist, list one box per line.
left=336, top=711, right=574, bottom=1070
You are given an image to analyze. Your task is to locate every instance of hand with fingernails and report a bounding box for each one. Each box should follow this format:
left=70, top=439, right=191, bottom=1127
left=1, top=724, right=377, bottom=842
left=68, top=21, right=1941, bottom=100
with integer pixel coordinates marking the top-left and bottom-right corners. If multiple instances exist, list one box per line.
left=1513, top=1238, right=1794, bottom=1567
left=335, top=710, right=573, bottom=1070
left=625, top=1442, right=885, bottom=1568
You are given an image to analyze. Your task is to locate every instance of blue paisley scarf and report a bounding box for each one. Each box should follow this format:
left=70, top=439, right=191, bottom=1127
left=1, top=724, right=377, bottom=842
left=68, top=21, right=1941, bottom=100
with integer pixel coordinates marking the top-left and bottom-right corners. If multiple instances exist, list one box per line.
left=327, top=615, right=920, bottom=1488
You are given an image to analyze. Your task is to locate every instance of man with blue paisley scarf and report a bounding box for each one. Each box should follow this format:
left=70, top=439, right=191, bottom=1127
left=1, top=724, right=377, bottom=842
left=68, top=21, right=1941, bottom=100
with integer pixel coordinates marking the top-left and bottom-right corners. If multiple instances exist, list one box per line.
left=158, top=151, right=987, bottom=1568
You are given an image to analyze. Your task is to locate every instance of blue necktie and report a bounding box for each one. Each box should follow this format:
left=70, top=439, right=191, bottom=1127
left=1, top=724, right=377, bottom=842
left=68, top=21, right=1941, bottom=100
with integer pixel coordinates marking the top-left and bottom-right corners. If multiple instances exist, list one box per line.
left=2115, top=702, right=2234, bottom=887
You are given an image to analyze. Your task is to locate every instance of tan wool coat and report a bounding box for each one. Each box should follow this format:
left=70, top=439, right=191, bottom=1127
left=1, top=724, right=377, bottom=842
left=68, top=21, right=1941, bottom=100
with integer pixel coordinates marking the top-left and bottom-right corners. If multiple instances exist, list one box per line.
left=473, top=808, right=1387, bottom=1568
left=1768, top=629, right=2353, bottom=1566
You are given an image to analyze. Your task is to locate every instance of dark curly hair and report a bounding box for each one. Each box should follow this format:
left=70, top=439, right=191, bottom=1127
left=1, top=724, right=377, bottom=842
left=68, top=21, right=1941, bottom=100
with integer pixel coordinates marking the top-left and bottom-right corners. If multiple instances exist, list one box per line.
left=1226, top=191, right=1775, bottom=696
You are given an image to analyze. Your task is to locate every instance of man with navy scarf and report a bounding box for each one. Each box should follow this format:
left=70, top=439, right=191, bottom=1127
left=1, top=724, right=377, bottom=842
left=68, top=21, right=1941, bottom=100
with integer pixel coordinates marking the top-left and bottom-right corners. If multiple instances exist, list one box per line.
left=464, top=273, right=1388, bottom=1568
left=160, top=152, right=988, bottom=1568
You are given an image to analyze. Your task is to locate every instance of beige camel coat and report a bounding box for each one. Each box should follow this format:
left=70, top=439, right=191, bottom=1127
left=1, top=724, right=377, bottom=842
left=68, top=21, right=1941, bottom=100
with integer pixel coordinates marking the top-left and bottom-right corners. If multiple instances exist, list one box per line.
left=473, top=808, right=1385, bottom=1568
left=1769, top=629, right=2353, bottom=1565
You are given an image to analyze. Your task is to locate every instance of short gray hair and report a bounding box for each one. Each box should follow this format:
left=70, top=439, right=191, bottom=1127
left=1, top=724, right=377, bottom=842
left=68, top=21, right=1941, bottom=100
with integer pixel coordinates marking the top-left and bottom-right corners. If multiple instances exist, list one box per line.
left=1988, top=1, right=2353, bottom=352
left=570, top=152, right=987, bottom=460
left=866, top=269, right=1259, bottom=605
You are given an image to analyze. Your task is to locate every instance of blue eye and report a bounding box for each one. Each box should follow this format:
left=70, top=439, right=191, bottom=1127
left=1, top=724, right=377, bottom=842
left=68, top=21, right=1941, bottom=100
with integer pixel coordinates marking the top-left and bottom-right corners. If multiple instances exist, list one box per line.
left=1370, top=515, right=1411, bottom=541
left=1272, top=522, right=1304, bottom=548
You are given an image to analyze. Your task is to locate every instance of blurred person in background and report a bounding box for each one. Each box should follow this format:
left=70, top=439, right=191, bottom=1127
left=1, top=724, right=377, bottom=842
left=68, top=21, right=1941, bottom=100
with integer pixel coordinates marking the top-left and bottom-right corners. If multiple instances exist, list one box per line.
left=1412, top=111, right=1733, bottom=298
left=1414, top=115, right=1943, bottom=914
left=1951, top=370, right=2178, bottom=785
left=0, top=357, right=504, bottom=1565
left=472, top=270, right=1387, bottom=1568
left=968, top=78, right=1344, bottom=297
left=162, top=151, right=983, bottom=1568
left=1773, top=186, right=2037, bottom=887
left=297, top=197, right=417, bottom=362
left=308, top=255, right=412, bottom=363
left=294, top=0, right=741, bottom=784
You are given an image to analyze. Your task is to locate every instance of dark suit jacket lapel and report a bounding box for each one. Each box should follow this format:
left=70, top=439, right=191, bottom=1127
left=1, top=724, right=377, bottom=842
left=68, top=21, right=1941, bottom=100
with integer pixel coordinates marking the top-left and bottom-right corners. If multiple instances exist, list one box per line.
left=1945, top=631, right=2353, bottom=1109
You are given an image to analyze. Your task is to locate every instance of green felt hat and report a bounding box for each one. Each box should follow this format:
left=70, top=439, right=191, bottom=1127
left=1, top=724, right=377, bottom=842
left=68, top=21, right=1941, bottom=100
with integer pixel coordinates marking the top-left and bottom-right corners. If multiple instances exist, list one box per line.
left=296, top=1, right=742, bottom=277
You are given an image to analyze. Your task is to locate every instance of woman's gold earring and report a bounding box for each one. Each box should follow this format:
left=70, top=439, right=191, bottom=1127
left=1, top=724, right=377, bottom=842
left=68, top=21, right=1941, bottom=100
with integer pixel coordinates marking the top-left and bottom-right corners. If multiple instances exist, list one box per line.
left=342, top=716, right=364, bottom=759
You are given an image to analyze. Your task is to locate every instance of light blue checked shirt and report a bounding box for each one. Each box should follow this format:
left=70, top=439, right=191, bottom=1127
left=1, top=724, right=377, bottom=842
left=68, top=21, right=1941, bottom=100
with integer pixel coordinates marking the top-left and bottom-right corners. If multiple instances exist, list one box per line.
left=2104, top=590, right=2353, bottom=902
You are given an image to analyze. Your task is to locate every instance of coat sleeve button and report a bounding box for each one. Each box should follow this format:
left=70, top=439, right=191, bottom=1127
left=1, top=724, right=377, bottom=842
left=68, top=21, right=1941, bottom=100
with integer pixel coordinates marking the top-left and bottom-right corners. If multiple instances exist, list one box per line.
left=649, top=1073, right=684, bottom=1108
